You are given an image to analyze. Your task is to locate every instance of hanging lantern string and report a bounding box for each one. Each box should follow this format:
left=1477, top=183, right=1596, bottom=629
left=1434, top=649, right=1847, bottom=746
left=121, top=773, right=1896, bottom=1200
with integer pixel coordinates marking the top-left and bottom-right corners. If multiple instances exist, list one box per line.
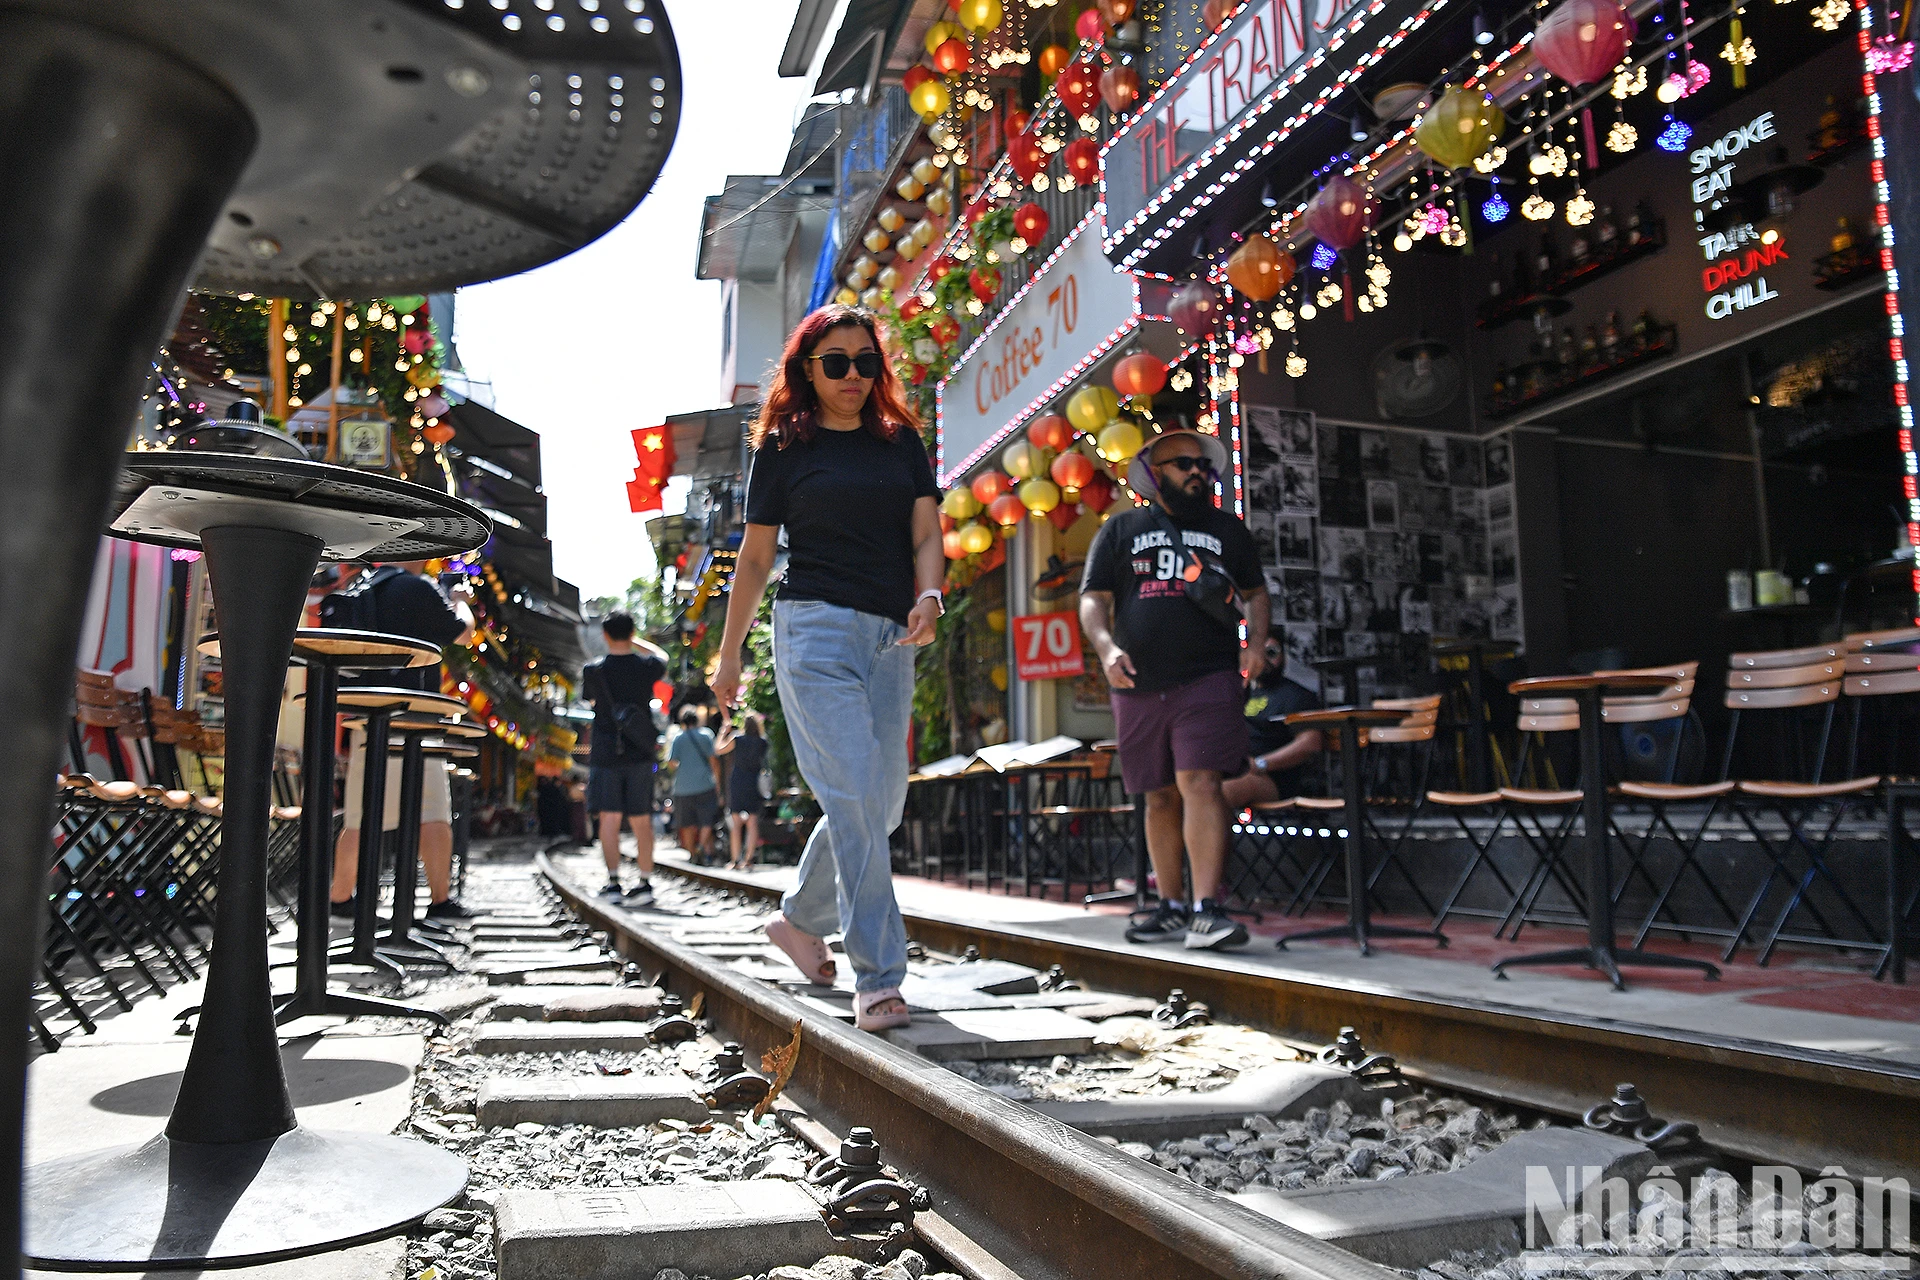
left=1240, top=0, right=1748, bottom=260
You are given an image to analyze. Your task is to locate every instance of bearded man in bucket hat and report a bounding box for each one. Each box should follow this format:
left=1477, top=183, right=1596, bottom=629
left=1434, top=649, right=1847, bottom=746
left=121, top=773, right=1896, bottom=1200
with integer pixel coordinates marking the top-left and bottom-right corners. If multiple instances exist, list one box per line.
left=1080, top=428, right=1270, bottom=949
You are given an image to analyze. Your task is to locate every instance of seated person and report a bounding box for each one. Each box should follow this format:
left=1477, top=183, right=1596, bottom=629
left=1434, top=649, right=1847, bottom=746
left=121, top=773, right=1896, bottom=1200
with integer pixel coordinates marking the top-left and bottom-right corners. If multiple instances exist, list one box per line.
left=1222, top=642, right=1326, bottom=808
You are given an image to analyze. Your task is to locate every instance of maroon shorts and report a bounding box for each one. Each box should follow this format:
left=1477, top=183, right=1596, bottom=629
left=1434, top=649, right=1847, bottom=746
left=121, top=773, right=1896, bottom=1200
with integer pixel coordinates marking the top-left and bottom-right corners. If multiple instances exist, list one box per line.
left=1109, top=668, right=1250, bottom=794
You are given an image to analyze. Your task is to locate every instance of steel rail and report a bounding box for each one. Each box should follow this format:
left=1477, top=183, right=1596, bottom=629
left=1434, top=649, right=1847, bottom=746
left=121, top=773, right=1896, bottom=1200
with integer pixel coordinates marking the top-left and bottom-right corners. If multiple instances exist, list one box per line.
left=537, top=854, right=1404, bottom=1280
left=646, top=858, right=1920, bottom=1190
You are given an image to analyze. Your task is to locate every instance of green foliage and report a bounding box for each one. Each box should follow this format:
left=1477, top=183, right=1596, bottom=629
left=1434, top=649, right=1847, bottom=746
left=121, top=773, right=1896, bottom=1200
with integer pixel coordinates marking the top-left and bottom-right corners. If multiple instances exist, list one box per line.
left=911, top=591, right=970, bottom=765
left=740, top=592, right=796, bottom=792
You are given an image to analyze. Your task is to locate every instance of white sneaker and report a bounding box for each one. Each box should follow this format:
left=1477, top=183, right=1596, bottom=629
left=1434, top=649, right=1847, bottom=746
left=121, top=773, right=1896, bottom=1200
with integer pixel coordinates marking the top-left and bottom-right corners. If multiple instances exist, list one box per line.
left=1184, top=902, right=1249, bottom=950
left=623, top=881, right=655, bottom=907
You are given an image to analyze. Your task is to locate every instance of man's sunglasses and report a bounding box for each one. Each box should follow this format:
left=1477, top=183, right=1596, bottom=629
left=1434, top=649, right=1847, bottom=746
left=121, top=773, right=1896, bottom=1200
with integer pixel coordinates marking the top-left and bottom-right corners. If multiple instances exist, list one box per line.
left=809, top=351, right=883, bottom=380
left=1156, top=455, right=1215, bottom=474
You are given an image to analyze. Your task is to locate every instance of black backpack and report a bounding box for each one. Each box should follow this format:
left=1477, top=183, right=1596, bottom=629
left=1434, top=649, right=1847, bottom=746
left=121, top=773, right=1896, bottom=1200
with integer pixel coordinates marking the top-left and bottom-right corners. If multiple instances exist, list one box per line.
left=588, top=661, right=657, bottom=759
left=320, top=564, right=403, bottom=632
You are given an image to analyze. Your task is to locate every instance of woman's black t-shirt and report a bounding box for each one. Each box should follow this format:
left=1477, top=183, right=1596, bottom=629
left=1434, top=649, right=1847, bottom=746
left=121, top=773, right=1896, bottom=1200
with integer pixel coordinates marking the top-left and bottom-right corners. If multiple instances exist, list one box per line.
left=743, top=422, right=938, bottom=626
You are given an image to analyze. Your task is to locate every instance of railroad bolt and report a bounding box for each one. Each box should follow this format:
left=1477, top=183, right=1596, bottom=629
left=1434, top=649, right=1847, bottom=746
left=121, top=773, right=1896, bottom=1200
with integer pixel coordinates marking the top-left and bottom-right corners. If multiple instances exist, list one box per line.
left=704, top=1041, right=772, bottom=1110
left=806, top=1126, right=931, bottom=1238
left=1038, top=964, right=1081, bottom=992
left=1582, top=1083, right=1701, bottom=1151
left=1316, top=1027, right=1404, bottom=1085
left=960, top=944, right=981, bottom=963
left=1152, top=989, right=1211, bottom=1029
left=646, top=994, right=701, bottom=1045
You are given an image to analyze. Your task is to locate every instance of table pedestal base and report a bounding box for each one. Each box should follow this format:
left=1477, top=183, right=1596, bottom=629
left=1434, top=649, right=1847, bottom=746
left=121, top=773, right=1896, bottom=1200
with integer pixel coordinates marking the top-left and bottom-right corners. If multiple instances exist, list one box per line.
left=24, top=1127, right=466, bottom=1270
left=1493, top=944, right=1720, bottom=991
left=1276, top=921, right=1448, bottom=958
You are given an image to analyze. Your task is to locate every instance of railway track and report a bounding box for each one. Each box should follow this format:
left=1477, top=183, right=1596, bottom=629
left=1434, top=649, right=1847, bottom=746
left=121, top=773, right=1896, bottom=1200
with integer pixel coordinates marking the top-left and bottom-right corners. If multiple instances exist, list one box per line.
left=622, top=857, right=1920, bottom=1194
left=538, top=853, right=1403, bottom=1280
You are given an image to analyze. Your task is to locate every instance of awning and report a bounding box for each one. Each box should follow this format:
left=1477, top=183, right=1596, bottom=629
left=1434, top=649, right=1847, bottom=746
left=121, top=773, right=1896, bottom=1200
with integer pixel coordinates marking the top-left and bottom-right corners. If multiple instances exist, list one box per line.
left=697, top=173, right=833, bottom=283
left=666, top=405, right=751, bottom=481
left=445, top=400, right=542, bottom=489
left=815, top=0, right=911, bottom=98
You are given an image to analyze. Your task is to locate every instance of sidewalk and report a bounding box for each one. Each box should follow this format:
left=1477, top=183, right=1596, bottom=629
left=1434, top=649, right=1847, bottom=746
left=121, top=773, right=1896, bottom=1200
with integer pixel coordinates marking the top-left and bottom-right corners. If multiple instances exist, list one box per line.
left=651, top=846, right=1920, bottom=1066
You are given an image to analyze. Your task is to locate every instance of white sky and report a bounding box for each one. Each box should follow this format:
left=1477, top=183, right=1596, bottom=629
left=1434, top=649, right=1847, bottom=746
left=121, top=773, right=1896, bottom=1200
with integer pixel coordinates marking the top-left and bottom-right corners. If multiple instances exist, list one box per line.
left=454, top=3, right=816, bottom=604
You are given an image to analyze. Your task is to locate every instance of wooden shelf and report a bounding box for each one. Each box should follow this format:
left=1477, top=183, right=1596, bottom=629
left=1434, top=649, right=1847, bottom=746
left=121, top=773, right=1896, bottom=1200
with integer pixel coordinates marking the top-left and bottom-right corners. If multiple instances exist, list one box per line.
left=1476, top=222, right=1668, bottom=332
left=1487, top=324, right=1680, bottom=418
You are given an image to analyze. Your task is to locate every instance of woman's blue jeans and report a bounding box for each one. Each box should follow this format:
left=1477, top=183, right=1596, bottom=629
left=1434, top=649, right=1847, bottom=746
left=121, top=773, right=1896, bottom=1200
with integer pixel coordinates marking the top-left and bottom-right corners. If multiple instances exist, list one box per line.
left=772, top=599, right=912, bottom=993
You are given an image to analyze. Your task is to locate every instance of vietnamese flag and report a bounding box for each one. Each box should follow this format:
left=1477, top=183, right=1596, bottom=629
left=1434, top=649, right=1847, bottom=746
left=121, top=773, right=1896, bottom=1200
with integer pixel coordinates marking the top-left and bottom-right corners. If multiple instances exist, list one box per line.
left=631, top=424, right=675, bottom=479
left=626, top=467, right=666, bottom=515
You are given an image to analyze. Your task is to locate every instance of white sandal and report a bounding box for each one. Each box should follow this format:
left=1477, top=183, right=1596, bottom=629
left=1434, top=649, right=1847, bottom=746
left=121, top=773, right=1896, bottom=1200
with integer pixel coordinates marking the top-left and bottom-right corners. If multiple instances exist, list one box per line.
left=854, top=987, right=910, bottom=1032
left=766, top=916, right=836, bottom=985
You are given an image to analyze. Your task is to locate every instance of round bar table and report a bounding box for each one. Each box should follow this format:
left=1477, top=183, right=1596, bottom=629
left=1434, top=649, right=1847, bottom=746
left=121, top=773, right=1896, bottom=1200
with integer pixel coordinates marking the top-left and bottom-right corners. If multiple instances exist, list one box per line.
left=201, top=629, right=444, bottom=1024
left=1274, top=707, right=1449, bottom=955
left=332, top=689, right=470, bottom=980
left=24, top=454, right=487, bottom=1269
left=1495, top=673, right=1723, bottom=990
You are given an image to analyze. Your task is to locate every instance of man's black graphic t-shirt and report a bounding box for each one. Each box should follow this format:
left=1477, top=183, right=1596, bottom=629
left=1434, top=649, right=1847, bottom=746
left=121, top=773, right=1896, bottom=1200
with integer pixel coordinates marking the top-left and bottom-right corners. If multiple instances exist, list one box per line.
left=1080, top=503, right=1264, bottom=692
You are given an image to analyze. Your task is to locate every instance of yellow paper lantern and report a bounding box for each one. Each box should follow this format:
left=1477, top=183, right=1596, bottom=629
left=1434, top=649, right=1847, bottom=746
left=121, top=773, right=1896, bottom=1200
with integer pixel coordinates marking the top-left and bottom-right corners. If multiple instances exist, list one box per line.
left=1097, top=419, right=1144, bottom=462
left=924, top=186, right=952, bottom=218
left=406, top=363, right=439, bottom=389
left=908, top=77, right=950, bottom=121
left=1413, top=84, right=1506, bottom=170
left=863, top=227, right=891, bottom=254
left=956, top=0, right=1003, bottom=32
left=1004, top=440, right=1049, bottom=479
left=835, top=287, right=859, bottom=306
left=877, top=206, right=905, bottom=233
left=896, top=174, right=927, bottom=202
left=987, top=608, right=1008, bottom=632
left=893, top=234, right=919, bottom=261
left=989, top=664, right=1008, bottom=692
left=912, top=157, right=939, bottom=186
left=958, top=521, right=993, bottom=554
left=877, top=265, right=904, bottom=292
left=1018, top=477, right=1061, bottom=514
left=924, top=19, right=963, bottom=54
left=852, top=255, right=878, bottom=280
left=942, top=488, right=983, bottom=520
left=860, top=287, right=884, bottom=310
left=911, top=217, right=939, bottom=247
left=1067, top=385, right=1121, bottom=433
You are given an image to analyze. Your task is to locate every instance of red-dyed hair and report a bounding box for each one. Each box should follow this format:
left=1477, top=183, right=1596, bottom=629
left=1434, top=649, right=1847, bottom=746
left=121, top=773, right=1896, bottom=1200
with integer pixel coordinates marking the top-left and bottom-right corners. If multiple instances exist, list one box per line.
left=750, top=305, right=920, bottom=450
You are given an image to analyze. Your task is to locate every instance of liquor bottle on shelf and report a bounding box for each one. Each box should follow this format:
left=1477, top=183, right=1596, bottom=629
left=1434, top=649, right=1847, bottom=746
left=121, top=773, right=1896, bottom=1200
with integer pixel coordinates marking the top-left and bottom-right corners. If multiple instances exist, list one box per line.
left=1633, top=309, right=1656, bottom=351
left=1557, top=327, right=1577, bottom=367
left=1487, top=253, right=1504, bottom=301
left=1627, top=202, right=1645, bottom=245
left=1535, top=234, right=1557, bottom=285
left=1597, top=205, right=1619, bottom=251
left=1831, top=216, right=1856, bottom=253
left=1581, top=324, right=1600, bottom=365
left=1633, top=198, right=1657, bottom=243
left=1492, top=360, right=1509, bottom=398
left=1571, top=228, right=1591, bottom=264
left=1602, top=310, right=1622, bottom=360
left=1816, top=95, right=1848, bottom=152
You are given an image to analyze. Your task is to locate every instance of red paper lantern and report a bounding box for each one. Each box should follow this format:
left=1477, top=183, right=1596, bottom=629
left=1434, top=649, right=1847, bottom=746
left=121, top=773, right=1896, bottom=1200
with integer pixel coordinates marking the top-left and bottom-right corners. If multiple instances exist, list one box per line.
left=972, top=471, right=1014, bottom=505
left=940, top=511, right=956, bottom=534
left=943, top=530, right=969, bottom=560
left=988, top=492, right=1028, bottom=528
left=1169, top=279, right=1223, bottom=336
left=423, top=421, right=455, bottom=446
left=1111, top=351, right=1168, bottom=398
left=1098, top=0, right=1138, bottom=23
left=1225, top=233, right=1294, bottom=299
left=1063, top=137, right=1100, bottom=184
left=1050, top=449, right=1096, bottom=495
left=1305, top=175, right=1367, bottom=251
left=1006, top=107, right=1031, bottom=135
left=1045, top=502, right=1084, bottom=532
left=1009, top=134, right=1047, bottom=183
left=1029, top=413, right=1074, bottom=451
left=969, top=265, right=1001, bottom=300
left=1203, top=0, right=1237, bottom=26
left=1013, top=201, right=1049, bottom=243
left=899, top=295, right=926, bottom=323
left=909, top=363, right=929, bottom=384
left=928, top=256, right=953, bottom=282
left=1099, top=65, right=1141, bottom=113
left=903, top=64, right=935, bottom=95
left=966, top=200, right=993, bottom=228
left=1037, top=44, right=1071, bottom=77
left=1074, top=7, right=1108, bottom=42
left=929, top=314, right=961, bottom=346
left=1079, top=469, right=1117, bottom=514
left=933, top=36, right=970, bottom=75
left=1532, top=0, right=1632, bottom=85
left=1057, top=59, right=1100, bottom=116
left=402, top=326, right=436, bottom=355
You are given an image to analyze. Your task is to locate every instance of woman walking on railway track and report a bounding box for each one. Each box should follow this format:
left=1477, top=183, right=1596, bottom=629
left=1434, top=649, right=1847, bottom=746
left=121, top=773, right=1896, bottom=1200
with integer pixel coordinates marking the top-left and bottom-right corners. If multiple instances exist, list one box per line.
left=712, top=304, right=944, bottom=1033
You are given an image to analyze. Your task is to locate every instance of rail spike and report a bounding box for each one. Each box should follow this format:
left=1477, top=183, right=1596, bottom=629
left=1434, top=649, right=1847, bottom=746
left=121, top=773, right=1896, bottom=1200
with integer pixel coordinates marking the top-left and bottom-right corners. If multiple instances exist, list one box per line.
left=704, top=1041, right=772, bottom=1110
left=1582, top=1083, right=1701, bottom=1151
left=1151, top=989, right=1211, bottom=1029
left=645, top=993, right=702, bottom=1045
left=807, top=1126, right=930, bottom=1238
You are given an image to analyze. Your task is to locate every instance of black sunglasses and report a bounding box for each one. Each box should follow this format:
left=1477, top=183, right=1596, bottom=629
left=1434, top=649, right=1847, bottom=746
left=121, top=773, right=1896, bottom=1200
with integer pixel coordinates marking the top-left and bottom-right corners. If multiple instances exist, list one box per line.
left=809, top=350, right=883, bottom=380
left=1156, top=454, right=1214, bottom=474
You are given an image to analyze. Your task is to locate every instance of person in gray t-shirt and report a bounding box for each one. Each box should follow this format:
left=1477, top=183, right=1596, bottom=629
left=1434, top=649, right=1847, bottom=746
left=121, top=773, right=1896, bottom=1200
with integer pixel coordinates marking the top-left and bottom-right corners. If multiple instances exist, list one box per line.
left=666, top=708, right=721, bottom=861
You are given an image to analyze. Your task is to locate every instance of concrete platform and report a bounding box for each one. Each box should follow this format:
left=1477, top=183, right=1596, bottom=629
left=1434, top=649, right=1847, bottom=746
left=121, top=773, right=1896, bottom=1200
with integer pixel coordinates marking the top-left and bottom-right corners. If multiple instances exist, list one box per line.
left=1030, top=1063, right=1378, bottom=1143
left=886, top=1007, right=1097, bottom=1061
left=476, top=1075, right=708, bottom=1128
left=493, top=1182, right=843, bottom=1280
left=472, top=1021, right=658, bottom=1055
left=1229, top=1127, right=1655, bottom=1268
